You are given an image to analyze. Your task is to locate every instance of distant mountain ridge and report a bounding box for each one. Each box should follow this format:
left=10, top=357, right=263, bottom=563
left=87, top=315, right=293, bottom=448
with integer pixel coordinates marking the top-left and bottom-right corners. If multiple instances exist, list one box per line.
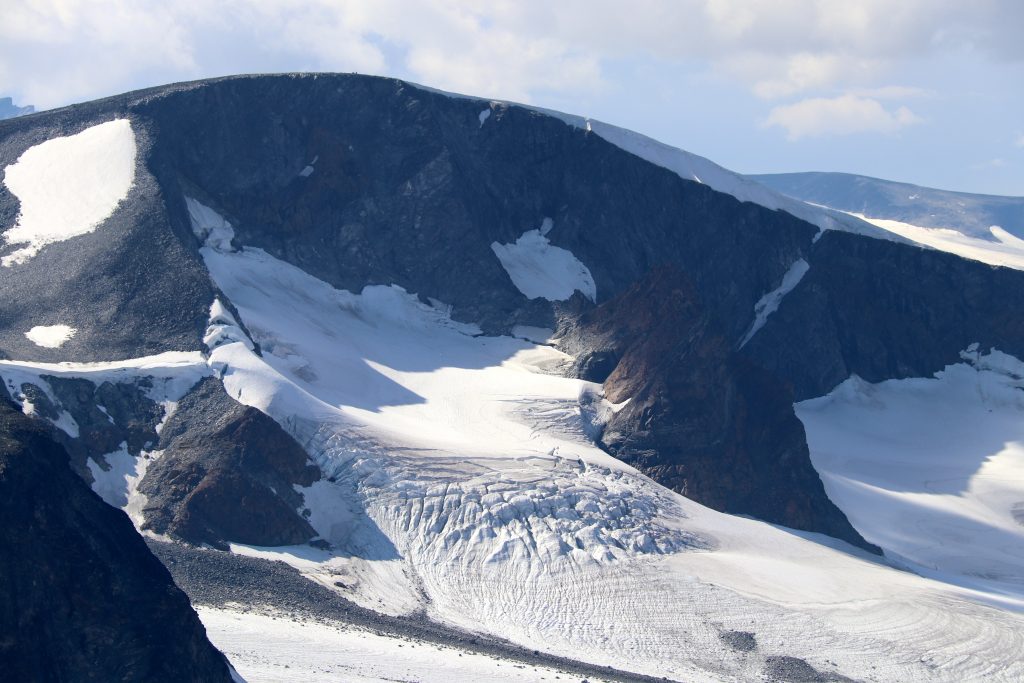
left=0, top=97, right=34, bottom=120
left=752, top=171, right=1024, bottom=240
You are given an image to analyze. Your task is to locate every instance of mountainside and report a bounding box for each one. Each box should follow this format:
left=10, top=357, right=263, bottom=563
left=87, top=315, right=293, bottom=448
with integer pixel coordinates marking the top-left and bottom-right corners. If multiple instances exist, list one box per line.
left=3, top=74, right=1024, bottom=681
left=0, top=398, right=233, bottom=682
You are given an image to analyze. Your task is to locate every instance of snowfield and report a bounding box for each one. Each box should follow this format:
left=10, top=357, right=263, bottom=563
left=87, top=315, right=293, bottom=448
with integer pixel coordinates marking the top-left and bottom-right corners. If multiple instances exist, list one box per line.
left=796, top=348, right=1024, bottom=593
left=845, top=211, right=1024, bottom=271
left=198, top=607, right=591, bottom=683
left=178, top=201, right=1024, bottom=681
left=5, top=180, right=1024, bottom=678
left=1, top=119, right=136, bottom=266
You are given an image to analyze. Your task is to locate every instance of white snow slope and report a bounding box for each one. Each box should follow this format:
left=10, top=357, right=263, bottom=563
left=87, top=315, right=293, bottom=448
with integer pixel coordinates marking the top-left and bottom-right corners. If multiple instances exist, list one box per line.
left=739, top=258, right=809, bottom=348
left=199, top=607, right=610, bottom=683
left=796, top=348, right=1024, bottom=596
left=845, top=211, right=1024, bottom=270
left=175, top=200, right=1024, bottom=682
left=1, top=119, right=136, bottom=266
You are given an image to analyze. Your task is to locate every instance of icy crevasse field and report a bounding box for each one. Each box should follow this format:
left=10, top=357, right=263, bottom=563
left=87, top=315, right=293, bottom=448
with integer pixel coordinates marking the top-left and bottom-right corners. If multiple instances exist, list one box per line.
left=186, top=200, right=1024, bottom=682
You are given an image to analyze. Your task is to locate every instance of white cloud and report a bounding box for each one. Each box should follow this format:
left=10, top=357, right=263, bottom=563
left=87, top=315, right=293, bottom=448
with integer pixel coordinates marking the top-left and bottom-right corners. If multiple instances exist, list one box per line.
left=1, top=1, right=1021, bottom=108
left=763, top=94, right=923, bottom=140
left=736, top=52, right=881, bottom=100
left=849, top=85, right=933, bottom=100
left=972, top=158, right=1008, bottom=169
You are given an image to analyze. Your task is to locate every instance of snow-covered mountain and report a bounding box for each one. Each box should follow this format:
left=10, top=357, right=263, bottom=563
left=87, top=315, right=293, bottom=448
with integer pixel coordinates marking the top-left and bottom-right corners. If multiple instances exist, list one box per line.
left=3, top=74, right=1024, bottom=682
left=754, top=171, right=1024, bottom=269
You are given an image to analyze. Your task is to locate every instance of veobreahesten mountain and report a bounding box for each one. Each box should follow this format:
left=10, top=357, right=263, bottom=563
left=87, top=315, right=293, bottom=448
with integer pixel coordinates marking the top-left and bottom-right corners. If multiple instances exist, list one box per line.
left=3, top=73, right=1024, bottom=682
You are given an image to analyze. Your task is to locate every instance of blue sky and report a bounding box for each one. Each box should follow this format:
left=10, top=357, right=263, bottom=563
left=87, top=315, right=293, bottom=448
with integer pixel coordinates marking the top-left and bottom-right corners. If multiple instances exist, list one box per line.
left=3, top=1, right=1022, bottom=195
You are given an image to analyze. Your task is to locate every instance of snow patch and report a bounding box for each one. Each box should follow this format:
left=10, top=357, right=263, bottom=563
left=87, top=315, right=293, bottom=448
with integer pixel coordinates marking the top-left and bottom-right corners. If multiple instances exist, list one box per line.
left=478, top=108, right=491, bottom=127
left=491, top=226, right=596, bottom=302
left=299, top=155, right=319, bottom=177
left=24, top=324, right=76, bottom=348
left=739, top=259, right=809, bottom=348
left=86, top=443, right=135, bottom=507
left=2, top=119, right=136, bottom=266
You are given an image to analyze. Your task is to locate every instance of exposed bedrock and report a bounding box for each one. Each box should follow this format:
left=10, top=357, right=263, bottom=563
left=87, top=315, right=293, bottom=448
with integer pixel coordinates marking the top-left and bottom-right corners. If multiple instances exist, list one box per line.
left=561, top=266, right=874, bottom=551
left=0, top=399, right=233, bottom=683
left=139, top=377, right=321, bottom=549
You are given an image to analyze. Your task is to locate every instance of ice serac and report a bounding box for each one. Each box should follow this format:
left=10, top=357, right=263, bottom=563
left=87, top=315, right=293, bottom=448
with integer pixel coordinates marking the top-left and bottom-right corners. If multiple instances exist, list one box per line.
left=0, top=398, right=233, bottom=683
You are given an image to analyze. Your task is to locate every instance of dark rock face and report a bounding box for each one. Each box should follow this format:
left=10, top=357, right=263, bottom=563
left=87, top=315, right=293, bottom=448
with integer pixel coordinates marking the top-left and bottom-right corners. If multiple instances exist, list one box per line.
left=744, top=230, right=1024, bottom=401
left=47, top=375, right=162, bottom=455
left=0, top=399, right=232, bottom=683
left=8, top=375, right=164, bottom=480
left=562, top=266, right=872, bottom=550
left=135, top=74, right=815, bottom=339
left=139, top=378, right=320, bottom=549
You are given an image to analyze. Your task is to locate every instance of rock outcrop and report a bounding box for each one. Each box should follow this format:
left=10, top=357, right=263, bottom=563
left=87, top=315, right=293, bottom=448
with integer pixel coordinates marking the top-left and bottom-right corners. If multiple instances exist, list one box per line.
left=139, top=377, right=320, bottom=549
left=563, top=266, right=872, bottom=550
left=0, top=399, right=233, bottom=682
